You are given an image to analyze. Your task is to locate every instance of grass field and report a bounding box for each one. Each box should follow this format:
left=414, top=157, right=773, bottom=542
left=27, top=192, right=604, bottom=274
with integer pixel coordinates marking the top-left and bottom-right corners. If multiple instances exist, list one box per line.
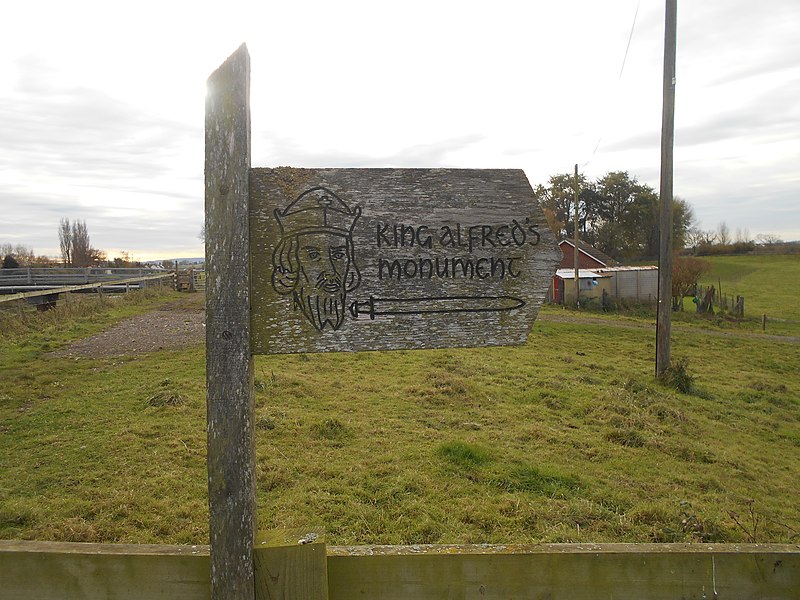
left=1, top=275, right=798, bottom=547
left=699, top=254, right=800, bottom=322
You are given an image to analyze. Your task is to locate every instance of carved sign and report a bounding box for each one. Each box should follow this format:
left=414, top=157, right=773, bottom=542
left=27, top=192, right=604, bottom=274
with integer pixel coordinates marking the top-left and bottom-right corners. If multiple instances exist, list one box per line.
left=250, top=168, right=560, bottom=354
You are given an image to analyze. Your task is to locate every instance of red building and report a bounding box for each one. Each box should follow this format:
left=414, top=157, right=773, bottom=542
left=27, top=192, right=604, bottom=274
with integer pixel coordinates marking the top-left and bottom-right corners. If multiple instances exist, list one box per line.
left=551, top=240, right=618, bottom=305
left=557, top=240, right=617, bottom=270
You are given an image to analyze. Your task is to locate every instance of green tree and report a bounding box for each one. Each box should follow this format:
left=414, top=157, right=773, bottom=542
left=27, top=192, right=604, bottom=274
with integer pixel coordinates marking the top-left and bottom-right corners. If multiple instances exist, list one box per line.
left=533, top=173, right=596, bottom=240
left=671, top=197, right=695, bottom=252
left=535, top=170, right=696, bottom=261
left=594, top=171, right=649, bottom=258
left=2, top=254, right=19, bottom=269
left=633, top=193, right=694, bottom=259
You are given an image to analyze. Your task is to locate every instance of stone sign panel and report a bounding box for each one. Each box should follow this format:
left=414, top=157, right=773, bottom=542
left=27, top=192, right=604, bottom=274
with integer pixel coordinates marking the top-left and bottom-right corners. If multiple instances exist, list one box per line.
left=250, top=167, right=560, bottom=354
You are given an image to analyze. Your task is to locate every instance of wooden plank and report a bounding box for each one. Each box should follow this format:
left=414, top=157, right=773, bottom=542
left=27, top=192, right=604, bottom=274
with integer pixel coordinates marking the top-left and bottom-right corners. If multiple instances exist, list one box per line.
left=253, top=529, right=328, bottom=600
left=0, top=540, right=210, bottom=600
left=327, top=543, right=800, bottom=600
left=249, top=167, right=561, bottom=354
left=3, top=541, right=798, bottom=599
left=205, top=43, right=255, bottom=600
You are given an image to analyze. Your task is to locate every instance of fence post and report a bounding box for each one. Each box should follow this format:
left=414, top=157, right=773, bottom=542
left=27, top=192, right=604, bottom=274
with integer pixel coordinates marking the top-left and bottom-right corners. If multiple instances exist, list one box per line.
left=253, top=529, right=328, bottom=600
left=205, top=44, right=255, bottom=600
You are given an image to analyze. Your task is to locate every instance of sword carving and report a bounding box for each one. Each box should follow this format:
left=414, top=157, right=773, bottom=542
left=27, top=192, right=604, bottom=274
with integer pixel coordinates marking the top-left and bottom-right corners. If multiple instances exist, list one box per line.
left=349, top=295, right=525, bottom=319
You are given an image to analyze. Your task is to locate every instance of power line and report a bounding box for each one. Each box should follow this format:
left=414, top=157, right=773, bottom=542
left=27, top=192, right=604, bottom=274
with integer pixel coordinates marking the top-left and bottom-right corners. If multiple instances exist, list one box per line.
left=581, top=0, right=641, bottom=169
left=618, top=0, right=641, bottom=81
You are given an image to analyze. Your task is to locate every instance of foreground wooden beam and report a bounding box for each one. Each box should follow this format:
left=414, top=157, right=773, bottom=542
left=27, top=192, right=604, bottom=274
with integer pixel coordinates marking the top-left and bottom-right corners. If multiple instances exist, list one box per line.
left=0, top=541, right=211, bottom=600
left=327, top=543, right=800, bottom=600
left=3, top=541, right=798, bottom=599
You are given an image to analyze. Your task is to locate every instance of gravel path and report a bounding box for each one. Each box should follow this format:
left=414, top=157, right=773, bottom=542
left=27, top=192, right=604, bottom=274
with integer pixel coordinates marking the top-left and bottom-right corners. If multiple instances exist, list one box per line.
left=50, top=295, right=205, bottom=358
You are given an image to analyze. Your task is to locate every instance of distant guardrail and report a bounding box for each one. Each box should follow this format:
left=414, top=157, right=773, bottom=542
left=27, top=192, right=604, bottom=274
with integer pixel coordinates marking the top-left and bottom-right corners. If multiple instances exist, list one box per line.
left=0, top=272, right=175, bottom=305
left=0, top=267, right=164, bottom=288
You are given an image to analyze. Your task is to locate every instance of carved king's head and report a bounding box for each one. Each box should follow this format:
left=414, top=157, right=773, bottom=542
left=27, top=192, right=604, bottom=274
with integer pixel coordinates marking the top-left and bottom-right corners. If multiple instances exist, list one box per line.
left=271, top=187, right=361, bottom=331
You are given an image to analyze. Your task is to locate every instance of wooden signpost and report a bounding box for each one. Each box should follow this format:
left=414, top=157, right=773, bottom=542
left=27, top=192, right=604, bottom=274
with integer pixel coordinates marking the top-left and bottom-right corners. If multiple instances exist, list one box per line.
left=250, top=167, right=560, bottom=354
left=206, top=45, right=559, bottom=599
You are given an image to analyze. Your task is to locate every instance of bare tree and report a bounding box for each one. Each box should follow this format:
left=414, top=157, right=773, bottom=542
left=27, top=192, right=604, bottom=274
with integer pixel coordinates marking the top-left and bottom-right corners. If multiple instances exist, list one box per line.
left=672, top=256, right=711, bottom=310
left=755, top=233, right=783, bottom=245
left=0, top=243, right=35, bottom=266
left=735, top=227, right=751, bottom=243
left=59, top=219, right=103, bottom=267
left=71, top=220, right=91, bottom=267
left=717, top=221, right=731, bottom=246
left=59, top=218, right=72, bottom=266
left=685, top=226, right=704, bottom=250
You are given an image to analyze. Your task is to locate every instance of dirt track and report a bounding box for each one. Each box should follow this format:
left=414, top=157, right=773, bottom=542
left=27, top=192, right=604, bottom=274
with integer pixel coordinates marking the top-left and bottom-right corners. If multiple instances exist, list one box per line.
left=50, top=294, right=205, bottom=358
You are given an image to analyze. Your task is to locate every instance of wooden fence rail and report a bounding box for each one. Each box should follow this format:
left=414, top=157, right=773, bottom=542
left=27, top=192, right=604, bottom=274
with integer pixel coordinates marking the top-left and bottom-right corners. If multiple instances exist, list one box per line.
left=0, top=267, right=157, bottom=287
left=2, top=540, right=798, bottom=600
left=0, top=273, right=175, bottom=305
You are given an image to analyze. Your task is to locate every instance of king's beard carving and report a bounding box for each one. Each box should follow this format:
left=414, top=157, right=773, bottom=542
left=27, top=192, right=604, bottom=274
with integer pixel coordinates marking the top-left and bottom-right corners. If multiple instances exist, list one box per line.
left=279, top=230, right=357, bottom=332
left=294, top=273, right=347, bottom=331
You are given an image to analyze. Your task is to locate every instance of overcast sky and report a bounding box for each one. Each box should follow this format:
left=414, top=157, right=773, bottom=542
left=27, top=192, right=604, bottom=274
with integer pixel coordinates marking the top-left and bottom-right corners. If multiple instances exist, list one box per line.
left=1, top=0, right=798, bottom=261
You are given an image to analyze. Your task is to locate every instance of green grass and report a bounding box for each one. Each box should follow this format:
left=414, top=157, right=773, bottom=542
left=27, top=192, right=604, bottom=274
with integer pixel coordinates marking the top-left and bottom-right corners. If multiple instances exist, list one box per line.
left=1, top=280, right=799, bottom=547
left=552, top=253, right=800, bottom=337
left=699, top=254, right=800, bottom=322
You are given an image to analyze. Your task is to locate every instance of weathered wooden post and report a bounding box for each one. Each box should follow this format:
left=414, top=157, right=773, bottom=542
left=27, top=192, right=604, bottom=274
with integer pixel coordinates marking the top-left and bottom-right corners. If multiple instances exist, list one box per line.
left=205, top=44, right=255, bottom=600
left=656, top=0, right=677, bottom=377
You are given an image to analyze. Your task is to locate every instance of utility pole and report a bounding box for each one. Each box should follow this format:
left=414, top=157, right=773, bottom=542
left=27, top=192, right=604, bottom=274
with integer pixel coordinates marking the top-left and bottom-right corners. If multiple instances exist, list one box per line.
left=573, top=164, right=580, bottom=309
left=656, top=0, right=677, bottom=377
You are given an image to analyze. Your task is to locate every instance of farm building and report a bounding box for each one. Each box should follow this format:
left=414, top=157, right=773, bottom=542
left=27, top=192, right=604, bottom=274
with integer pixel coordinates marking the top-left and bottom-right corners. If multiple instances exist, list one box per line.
left=550, top=240, right=659, bottom=305
left=557, top=240, right=618, bottom=270
left=595, top=265, right=659, bottom=304
left=551, top=268, right=612, bottom=306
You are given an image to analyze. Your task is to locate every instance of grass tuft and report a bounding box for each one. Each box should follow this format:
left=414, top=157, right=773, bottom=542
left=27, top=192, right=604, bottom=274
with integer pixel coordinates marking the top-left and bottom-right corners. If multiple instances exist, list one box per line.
left=657, top=357, right=696, bottom=394
left=311, top=418, right=350, bottom=441
left=146, top=390, right=188, bottom=407
left=437, top=441, right=492, bottom=468
left=490, top=464, right=581, bottom=497
left=604, top=429, right=647, bottom=447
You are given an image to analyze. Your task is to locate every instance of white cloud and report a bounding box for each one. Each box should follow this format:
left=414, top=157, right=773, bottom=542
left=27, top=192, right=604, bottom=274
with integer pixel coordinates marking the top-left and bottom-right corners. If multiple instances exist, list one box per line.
left=1, top=0, right=799, bottom=259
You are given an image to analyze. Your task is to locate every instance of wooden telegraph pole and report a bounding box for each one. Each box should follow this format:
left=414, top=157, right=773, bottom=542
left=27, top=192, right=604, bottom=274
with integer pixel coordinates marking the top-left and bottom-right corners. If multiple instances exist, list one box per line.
left=205, top=44, right=256, bottom=600
left=573, top=164, right=580, bottom=308
left=656, top=0, right=677, bottom=377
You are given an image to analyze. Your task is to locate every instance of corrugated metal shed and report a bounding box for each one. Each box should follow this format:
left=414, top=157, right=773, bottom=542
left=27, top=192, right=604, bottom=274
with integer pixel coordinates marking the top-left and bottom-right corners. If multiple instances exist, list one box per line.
left=595, top=266, right=659, bottom=303
left=555, top=269, right=611, bottom=280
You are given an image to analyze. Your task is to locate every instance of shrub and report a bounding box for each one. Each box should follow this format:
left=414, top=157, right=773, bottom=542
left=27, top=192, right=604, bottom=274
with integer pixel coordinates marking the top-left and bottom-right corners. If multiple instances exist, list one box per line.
left=658, top=357, right=695, bottom=394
